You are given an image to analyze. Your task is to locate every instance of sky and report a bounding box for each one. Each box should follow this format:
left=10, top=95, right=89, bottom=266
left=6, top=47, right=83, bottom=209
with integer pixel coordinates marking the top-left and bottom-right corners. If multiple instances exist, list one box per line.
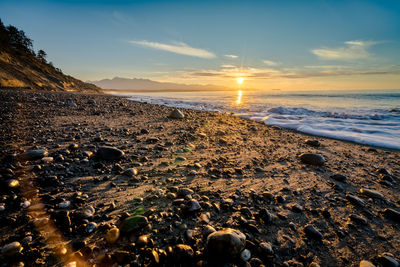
left=1, top=0, right=400, bottom=90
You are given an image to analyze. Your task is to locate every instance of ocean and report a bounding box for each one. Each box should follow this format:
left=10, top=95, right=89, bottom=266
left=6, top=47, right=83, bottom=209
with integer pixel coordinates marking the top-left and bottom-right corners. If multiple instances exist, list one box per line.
left=114, top=89, right=400, bottom=150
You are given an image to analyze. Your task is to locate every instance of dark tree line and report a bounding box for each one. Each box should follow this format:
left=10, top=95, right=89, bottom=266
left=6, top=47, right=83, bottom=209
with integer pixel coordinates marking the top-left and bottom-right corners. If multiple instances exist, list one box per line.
left=0, top=18, right=47, bottom=62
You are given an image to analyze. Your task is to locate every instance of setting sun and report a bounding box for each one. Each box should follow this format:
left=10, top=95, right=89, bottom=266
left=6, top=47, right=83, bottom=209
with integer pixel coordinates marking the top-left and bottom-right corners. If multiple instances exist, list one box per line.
left=236, top=77, right=244, bottom=84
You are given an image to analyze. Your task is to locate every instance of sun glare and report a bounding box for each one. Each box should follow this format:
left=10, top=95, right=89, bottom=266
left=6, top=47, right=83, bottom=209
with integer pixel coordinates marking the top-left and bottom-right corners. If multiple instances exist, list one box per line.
left=237, top=77, right=244, bottom=84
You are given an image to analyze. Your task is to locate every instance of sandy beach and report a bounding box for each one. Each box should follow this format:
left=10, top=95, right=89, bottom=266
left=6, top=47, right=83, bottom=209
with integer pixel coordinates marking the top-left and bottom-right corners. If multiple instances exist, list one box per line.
left=0, top=89, right=399, bottom=267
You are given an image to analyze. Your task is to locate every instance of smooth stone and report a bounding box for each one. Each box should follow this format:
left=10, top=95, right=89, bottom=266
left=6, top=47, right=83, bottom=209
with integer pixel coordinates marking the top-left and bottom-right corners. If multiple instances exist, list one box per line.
left=105, top=227, right=120, bottom=244
left=359, top=260, right=376, bottom=267
left=292, top=204, right=304, bottom=213
left=347, top=195, right=365, bottom=207
left=81, top=206, right=95, bottom=218
left=123, top=168, right=138, bottom=177
left=97, top=146, right=124, bottom=160
left=360, top=188, right=384, bottom=199
left=206, top=228, right=246, bottom=262
left=349, top=214, right=368, bottom=225
left=258, top=208, right=273, bottom=223
left=203, top=225, right=216, bottom=236
left=331, top=174, right=347, bottom=182
left=120, top=215, right=148, bottom=232
left=259, top=242, right=274, bottom=256
left=168, top=109, right=185, bottom=119
left=173, top=244, right=193, bottom=262
left=240, top=249, right=251, bottom=261
left=376, top=254, right=399, bottom=267
left=304, top=224, right=323, bottom=240
left=184, top=199, right=201, bottom=213
left=18, top=149, right=48, bottom=161
left=177, top=188, right=194, bottom=197
left=299, top=153, right=325, bottom=166
left=85, top=222, right=97, bottom=233
left=1, top=242, right=23, bottom=257
left=136, top=235, right=149, bottom=247
left=382, top=208, right=400, bottom=222
left=305, top=139, right=321, bottom=147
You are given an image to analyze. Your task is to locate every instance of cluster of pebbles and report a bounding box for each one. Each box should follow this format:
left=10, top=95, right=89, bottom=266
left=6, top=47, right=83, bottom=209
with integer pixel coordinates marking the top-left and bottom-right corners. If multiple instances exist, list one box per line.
left=0, top=89, right=399, bottom=267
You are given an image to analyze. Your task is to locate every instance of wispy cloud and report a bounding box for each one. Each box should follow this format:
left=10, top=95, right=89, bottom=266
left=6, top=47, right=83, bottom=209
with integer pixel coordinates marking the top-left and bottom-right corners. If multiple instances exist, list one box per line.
left=184, top=65, right=400, bottom=80
left=312, top=40, right=379, bottom=60
left=262, top=59, right=279, bottom=66
left=221, top=64, right=236, bottom=68
left=224, top=54, right=238, bottom=59
left=129, top=40, right=216, bottom=59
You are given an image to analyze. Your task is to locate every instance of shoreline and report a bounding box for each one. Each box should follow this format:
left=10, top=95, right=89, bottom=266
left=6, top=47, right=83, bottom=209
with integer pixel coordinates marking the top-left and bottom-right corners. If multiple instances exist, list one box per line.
left=0, top=89, right=399, bottom=266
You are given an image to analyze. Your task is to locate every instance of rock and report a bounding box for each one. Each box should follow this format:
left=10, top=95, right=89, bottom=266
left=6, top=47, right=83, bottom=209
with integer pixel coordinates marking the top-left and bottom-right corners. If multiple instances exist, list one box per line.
left=168, top=109, right=185, bottom=119
left=177, top=188, right=194, bottom=198
left=349, top=214, right=368, bottom=225
left=382, top=208, right=400, bottom=222
left=240, top=249, right=251, bottom=261
left=376, top=253, right=399, bottom=267
left=183, top=199, right=201, bottom=213
left=120, top=215, right=148, bottom=232
left=331, top=174, right=347, bottom=183
left=105, top=227, right=120, bottom=244
left=81, top=206, right=95, bottom=218
left=97, top=146, right=125, bottom=160
left=136, top=235, right=149, bottom=247
left=17, top=149, right=48, bottom=161
left=1, top=241, right=23, bottom=257
left=292, top=204, right=304, bottom=213
left=360, top=188, right=384, bottom=199
left=359, top=260, right=376, bottom=267
left=203, top=225, right=216, bottom=236
left=299, top=153, right=325, bottom=166
left=259, top=242, right=274, bottom=256
left=85, top=222, right=97, bottom=233
left=304, top=224, right=323, bottom=240
left=59, top=200, right=71, bottom=209
left=173, top=244, right=193, bottom=262
left=305, top=139, right=321, bottom=147
left=258, top=208, right=273, bottom=223
left=123, top=168, right=138, bottom=177
left=206, top=228, right=246, bottom=262
left=347, top=195, right=365, bottom=207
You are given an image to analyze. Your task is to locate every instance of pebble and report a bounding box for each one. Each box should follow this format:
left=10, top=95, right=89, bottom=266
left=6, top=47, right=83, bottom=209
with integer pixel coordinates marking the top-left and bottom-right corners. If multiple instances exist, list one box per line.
left=173, top=244, right=193, bottom=262
left=349, top=214, right=368, bottom=225
left=206, top=228, right=246, bottom=262
left=18, top=149, right=48, bottom=161
left=259, top=242, right=274, bottom=256
left=347, top=195, right=365, bottom=207
left=81, top=205, right=95, bottom=218
left=123, top=168, right=138, bottom=177
left=168, top=109, right=185, bottom=119
left=331, top=173, right=347, bottom=182
left=376, top=253, right=399, bottom=267
left=97, top=146, right=125, bottom=160
left=359, top=260, right=376, bottom=267
left=120, top=215, right=148, bottom=232
left=1, top=241, right=23, bottom=257
left=240, top=249, right=251, bottom=261
left=382, top=208, right=400, bottom=222
left=305, top=139, right=321, bottom=147
left=105, top=227, right=120, bottom=244
left=304, top=224, right=323, bottom=240
left=85, top=222, right=97, bottom=233
left=184, top=199, right=201, bottom=213
left=177, top=188, right=194, bottom=197
left=299, top=153, right=325, bottom=166
left=360, top=188, right=384, bottom=199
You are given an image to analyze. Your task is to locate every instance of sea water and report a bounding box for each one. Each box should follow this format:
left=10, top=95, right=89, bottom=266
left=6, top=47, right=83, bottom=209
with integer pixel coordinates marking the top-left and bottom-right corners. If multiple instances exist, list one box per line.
left=118, top=89, right=400, bottom=150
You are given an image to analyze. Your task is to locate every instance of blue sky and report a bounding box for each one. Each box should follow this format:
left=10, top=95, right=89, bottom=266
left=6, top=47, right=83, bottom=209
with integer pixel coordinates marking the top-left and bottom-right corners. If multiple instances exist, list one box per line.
left=1, top=0, right=399, bottom=90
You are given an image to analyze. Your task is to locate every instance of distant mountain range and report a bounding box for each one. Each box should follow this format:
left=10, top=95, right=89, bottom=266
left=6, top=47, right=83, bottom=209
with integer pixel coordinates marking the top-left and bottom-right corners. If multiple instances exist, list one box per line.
left=89, top=77, right=231, bottom=91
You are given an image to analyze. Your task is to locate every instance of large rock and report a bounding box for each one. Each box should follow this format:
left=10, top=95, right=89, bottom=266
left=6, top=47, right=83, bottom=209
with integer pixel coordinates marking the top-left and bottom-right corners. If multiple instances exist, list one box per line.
left=17, top=149, right=48, bottom=161
left=97, top=146, right=124, bottom=160
left=1, top=242, right=23, bottom=257
left=299, top=153, right=325, bottom=166
left=360, top=188, right=384, bottom=199
left=168, top=109, right=184, bottom=119
left=206, top=228, right=246, bottom=262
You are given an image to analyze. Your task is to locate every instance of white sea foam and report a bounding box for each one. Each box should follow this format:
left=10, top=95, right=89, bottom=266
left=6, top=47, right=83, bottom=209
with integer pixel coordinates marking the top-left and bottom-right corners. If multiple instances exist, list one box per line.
left=122, top=90, right=400, bottom=150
